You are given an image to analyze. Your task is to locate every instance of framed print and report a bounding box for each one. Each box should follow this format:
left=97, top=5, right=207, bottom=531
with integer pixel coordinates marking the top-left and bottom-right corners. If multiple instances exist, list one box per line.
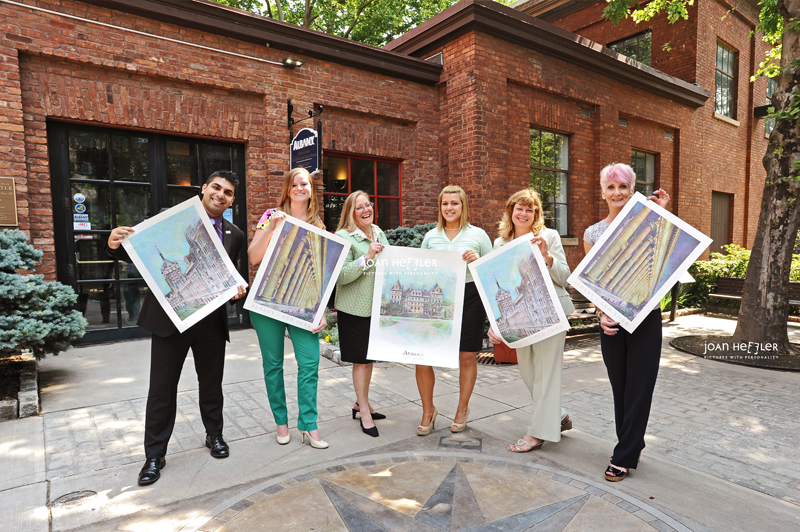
left=568, top=192, right=712, bottom=332
left=368, top=247, right=466, bottom=368
left=244, top=215, right=350, bottom=331
left=121, top=196, right=246, bottom=333
left=469, top=234, right=570, bottom=348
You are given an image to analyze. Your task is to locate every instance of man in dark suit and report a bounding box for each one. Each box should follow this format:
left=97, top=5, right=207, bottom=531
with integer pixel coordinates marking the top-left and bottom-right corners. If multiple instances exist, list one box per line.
left=106, top=171, right=246, bottom=486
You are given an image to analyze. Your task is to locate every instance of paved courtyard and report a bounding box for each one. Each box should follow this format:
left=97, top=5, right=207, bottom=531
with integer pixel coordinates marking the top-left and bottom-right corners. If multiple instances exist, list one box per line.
left=2, top=314, right=799, bottom=531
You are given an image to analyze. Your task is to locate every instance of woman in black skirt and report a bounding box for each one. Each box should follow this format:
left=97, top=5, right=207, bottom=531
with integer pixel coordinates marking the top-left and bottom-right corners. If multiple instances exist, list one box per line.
left=334, top=191, right=389, bottom=437
left=415, top=185, right=493, bottom=435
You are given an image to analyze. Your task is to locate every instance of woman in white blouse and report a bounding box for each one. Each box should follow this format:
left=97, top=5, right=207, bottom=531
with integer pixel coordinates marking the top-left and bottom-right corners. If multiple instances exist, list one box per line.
left=487, top=188, right=574, bottom=452
left=415, top=185, right=492, bottom=435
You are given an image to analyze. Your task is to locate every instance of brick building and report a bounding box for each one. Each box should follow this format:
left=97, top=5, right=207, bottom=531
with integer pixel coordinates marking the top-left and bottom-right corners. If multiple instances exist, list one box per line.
left=0, top=0, right=768, bottom=342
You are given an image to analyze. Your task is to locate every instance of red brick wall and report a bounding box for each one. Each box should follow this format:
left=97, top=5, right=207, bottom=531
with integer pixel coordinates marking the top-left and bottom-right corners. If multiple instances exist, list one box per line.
left=551, top=1, right=699, bottom=83
left=2, top=0, right=440, bottom=280
left=435, top=30, right=694, bottom=267
left=547, top=0, right=773, bottom=252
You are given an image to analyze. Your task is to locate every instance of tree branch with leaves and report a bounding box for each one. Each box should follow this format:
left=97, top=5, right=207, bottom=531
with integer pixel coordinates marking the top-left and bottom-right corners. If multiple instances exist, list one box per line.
left=605, top=0, right=800, bottom=355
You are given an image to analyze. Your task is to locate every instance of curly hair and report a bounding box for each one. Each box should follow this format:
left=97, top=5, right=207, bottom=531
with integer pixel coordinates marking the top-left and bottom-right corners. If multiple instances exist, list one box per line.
left=497, top=188, right=545, bottom=241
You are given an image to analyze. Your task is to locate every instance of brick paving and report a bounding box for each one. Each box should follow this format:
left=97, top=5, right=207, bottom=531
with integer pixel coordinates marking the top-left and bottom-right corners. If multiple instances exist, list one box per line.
left=40, top=317, right=800, bottom=508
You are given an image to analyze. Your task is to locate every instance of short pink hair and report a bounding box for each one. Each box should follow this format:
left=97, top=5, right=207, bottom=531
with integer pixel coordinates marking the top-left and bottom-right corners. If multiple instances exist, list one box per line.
left=600, top=163, right=635, bottom=189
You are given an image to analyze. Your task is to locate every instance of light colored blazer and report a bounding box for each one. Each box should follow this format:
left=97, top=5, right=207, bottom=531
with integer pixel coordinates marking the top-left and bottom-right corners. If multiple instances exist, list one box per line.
left=334, top=225, right=390, bottom=317
left=493, top=228, right=575, bottom=316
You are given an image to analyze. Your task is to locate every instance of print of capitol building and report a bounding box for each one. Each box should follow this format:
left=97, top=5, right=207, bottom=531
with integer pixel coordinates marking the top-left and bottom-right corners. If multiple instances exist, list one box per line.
left=160, top=220, right=236, bottom=313
left=581, top=205, right=680, bottom=313
left=256, top=225, right=328, bottom=314
left=495, top=254, right=558, bottom=339
left=386, top=280, right=445, bottom=319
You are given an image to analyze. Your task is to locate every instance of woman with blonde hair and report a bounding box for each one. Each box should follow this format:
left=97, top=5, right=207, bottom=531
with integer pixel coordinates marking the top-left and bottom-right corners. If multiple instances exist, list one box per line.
left=584, top=163, right=669, bottom=481
left=334, top=191, right=390, bottom=437
left=248, top=167, right=329, bottom=449
left=416, top=185, right=492, bottom=435
left=488, top=188, right=575, bottom=452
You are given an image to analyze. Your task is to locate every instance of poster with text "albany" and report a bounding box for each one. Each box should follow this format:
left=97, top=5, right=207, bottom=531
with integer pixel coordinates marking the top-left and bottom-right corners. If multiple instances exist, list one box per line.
left=368, top=247, right=466, bottom=368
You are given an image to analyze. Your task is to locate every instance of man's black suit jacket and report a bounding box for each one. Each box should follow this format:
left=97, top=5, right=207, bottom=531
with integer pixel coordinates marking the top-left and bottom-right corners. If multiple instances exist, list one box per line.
left=105, top=218, right=246, bottom=340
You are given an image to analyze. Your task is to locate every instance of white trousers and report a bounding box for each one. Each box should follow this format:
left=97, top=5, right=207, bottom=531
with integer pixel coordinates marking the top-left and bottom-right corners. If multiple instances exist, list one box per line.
left=516, top=330, right=566, bottom=442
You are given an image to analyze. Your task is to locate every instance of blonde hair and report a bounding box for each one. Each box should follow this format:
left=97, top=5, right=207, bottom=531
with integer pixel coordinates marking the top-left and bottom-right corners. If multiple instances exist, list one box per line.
left=498, top=188, right=545, bottom=241
left=437, top=185, right=470, bottom=231
left=278, top=167, right=324, bottom=229
left=336, top=191, right=371, bottom=232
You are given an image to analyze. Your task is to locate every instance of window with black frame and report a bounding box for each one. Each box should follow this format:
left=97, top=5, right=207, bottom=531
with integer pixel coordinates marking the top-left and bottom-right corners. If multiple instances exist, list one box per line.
left=630, top=149, right=657, bottom=196
left=322, top=155, right=401, bottom=231
left=530, top=128, right=569, bottom=236
left=52, top=124, right=245, bottom=341
left=608, top=31, right=652, bottom=66
left=766, top=77, right=779, bottom=135
left=715, top=41, right=738, bottom=118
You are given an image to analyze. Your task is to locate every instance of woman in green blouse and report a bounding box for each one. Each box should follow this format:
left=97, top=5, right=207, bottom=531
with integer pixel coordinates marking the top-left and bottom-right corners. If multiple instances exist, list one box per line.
left=334, top=191, right=390, bottom=438
left=416, top=185, right=492, bottom=436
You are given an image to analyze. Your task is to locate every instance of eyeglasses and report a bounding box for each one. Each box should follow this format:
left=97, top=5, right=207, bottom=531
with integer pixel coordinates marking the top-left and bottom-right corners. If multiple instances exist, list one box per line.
left=355, top=203, right=373, bottom=212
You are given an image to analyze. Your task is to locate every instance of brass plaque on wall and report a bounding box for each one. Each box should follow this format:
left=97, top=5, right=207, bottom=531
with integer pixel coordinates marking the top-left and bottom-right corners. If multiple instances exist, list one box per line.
left=0, top=177, right=19, bottom=226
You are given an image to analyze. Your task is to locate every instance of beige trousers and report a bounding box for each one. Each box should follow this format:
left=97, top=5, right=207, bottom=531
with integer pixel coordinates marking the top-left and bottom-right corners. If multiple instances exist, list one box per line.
left=517, top=330, right=567, bottom=442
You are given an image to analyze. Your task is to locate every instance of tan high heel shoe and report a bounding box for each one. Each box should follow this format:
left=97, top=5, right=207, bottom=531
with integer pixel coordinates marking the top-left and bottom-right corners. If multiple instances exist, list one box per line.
left=300, top=430, right=329, bottom=449
left=417, top=407, right=438, bottom=436
left=450, top=407, right=470, bottom=433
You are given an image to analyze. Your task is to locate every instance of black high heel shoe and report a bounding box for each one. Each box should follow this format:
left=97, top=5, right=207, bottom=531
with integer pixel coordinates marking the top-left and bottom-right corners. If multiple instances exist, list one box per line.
left=352, top=403, right=387, bottom=420
left=360, top=419, right=379, bottom=437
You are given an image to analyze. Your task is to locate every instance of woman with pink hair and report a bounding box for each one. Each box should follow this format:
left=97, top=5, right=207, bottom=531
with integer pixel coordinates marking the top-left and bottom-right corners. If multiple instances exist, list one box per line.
left=583, top=163, right=669, bottom=482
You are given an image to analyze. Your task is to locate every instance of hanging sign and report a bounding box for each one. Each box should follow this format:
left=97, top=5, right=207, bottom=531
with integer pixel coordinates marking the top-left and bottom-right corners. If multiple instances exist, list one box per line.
left=289, top=128, right=319, bottom=174
left=0, top=177, right=19, bottom=226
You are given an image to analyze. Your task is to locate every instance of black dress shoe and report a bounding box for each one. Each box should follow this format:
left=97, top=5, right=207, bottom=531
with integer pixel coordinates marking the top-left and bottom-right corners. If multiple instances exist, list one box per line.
left=352, top=404, right=387, bottom=420
left=205, top=434, right=229, bottom=458
left=360, top=419, right=379, bottom=438
left=138, top=457, right=166, bottom=486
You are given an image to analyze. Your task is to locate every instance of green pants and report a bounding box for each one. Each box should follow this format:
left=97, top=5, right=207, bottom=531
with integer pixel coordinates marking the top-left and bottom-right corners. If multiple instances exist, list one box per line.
left=250, top=313, right=320, bottom=431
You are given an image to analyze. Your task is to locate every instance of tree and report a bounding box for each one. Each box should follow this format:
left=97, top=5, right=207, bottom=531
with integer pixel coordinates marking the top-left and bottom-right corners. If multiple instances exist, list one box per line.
left=605, top=0, right=800, bottom=355
left=210, top=0, right=461, bottom=46
left=0, top=230, right=87, bottom=359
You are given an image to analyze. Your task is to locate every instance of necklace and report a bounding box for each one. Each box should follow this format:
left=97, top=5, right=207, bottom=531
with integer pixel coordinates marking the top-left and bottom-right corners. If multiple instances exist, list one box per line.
left=444, top=226, right=460, bottom=231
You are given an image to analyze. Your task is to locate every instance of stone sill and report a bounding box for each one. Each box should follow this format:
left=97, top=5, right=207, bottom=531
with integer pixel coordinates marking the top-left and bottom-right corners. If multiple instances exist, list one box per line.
left=561, top=237, right=579, bottom=246
left=713, top=112, right=740, bottom=127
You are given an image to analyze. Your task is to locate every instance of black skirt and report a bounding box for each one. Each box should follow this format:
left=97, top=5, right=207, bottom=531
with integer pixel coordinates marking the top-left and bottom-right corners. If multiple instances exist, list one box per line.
left=459, top=282, right=487, bottom=352
left=337, top=310, right=374, bottom=364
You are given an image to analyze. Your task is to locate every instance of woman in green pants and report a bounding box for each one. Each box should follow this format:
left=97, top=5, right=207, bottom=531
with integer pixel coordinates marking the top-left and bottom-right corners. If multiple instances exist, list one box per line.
left=248, top=168, right=329, bottom=449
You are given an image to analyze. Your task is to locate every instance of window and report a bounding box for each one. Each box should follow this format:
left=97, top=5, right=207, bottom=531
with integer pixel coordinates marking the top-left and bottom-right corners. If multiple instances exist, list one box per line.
left=529, top=129, right=568, bottom=235
left=630, top=150, right=656, bottom=196
left=608, top=31, right=652, bottom=66
left=715, top=41, right=737, bottom=118
left=322, top=155, right=401, bottom=230
left=48, top=123, right=248, bottom=343
left=766, top=77, right=779, bottom=135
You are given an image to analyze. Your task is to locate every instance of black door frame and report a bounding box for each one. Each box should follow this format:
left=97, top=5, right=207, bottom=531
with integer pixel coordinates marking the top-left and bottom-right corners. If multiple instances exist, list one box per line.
left=48, top=120, right=250, bottom=344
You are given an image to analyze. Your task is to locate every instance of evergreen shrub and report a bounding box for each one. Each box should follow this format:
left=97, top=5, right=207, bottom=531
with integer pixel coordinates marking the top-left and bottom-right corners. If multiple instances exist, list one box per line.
left=0, top=230, right=87, bottom=360
left=384, top=223, right=436, bottom=248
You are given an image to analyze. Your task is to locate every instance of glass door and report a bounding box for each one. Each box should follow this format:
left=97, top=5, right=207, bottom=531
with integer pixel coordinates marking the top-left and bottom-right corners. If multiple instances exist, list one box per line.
left=48, top=123, right=248, bottom=344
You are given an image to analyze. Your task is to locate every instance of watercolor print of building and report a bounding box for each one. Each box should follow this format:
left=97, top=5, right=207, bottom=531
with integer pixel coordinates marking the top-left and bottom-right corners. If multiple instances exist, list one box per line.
left=254, top=224, right=332, bottom=320
left=160, top=220, right=237, bottom=319
left=494, top=253, right=559, bottom=342
left=386, top=281, right=445, bottom=319
left=580, top=203, right=684, bottom=319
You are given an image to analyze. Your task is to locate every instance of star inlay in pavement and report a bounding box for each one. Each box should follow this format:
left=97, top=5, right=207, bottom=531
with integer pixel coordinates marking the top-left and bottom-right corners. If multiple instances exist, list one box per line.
left=200, top=456, right=684, bottom=532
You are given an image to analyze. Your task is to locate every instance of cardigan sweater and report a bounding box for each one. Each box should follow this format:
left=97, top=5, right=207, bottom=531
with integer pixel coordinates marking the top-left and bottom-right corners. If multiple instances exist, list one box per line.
left=334, top=225, right=390, bottom=317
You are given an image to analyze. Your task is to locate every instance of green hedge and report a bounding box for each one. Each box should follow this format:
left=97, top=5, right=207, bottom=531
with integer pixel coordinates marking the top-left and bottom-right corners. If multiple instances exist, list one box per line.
left=680, top=244, right=800, bottom=310
left=384, top=223, right=437, bottom=248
